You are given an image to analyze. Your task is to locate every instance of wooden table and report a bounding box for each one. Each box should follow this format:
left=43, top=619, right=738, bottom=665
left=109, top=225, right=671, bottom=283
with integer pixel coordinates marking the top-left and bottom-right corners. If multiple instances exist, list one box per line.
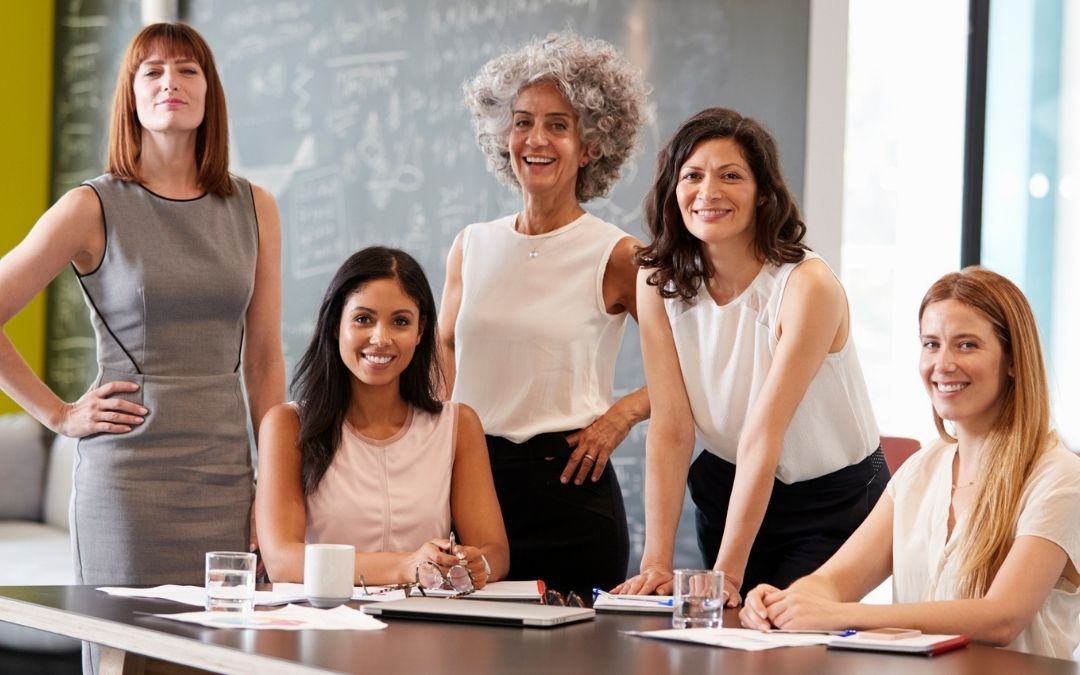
left=1, top=585, right=1077, bottom=674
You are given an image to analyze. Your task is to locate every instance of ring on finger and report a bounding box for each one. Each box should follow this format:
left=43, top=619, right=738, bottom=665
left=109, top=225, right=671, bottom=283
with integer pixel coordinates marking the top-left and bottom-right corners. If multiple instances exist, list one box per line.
left=583, top=454, right=597, bottom=463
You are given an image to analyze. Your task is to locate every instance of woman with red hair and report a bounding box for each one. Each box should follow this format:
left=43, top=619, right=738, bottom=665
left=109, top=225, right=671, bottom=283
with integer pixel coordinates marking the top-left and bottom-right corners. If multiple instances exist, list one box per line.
left=0, top=23, right=284, bottom=589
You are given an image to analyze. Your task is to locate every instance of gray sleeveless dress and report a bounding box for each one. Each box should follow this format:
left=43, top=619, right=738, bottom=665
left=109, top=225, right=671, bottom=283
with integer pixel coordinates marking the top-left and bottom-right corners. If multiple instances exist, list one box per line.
left=73, top=174, right=258, bottom=586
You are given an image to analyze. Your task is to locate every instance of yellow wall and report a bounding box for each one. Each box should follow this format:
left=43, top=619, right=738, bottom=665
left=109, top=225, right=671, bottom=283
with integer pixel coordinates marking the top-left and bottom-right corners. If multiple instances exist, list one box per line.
left=0, top=3, right=53, bottom=414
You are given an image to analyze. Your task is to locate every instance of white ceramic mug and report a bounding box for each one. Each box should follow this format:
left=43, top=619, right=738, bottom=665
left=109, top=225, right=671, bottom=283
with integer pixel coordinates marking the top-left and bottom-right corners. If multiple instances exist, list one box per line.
left=304, top=544, right=355, bottom=608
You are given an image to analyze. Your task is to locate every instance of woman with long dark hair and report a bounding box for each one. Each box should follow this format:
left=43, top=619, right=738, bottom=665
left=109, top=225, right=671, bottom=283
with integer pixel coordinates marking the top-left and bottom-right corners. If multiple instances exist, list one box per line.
left=256, top=247, right=508, bottom=587
left=617, top=108, right=887, bottom=603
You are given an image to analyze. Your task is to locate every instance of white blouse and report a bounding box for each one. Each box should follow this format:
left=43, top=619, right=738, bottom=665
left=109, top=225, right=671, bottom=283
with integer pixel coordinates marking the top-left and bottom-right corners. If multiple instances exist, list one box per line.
left=887, top=438, right=1080, bottom=658
left=663, top=253, right=879, bottom=483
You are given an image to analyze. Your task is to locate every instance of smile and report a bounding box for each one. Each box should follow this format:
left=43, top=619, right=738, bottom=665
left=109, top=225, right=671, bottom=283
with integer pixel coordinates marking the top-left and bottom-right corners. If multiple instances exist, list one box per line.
left=524, top=156, right=555, bottom=165
left=935, top=382, right=967, bottom=393
left=363, top=354, right=394, bottom=365
left=694, top=208, right=732, bottom=217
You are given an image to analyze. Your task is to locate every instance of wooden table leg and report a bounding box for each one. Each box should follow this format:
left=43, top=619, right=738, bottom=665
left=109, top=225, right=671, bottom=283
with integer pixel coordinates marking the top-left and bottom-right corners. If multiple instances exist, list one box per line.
left=100, top=645, right=146, bottom=674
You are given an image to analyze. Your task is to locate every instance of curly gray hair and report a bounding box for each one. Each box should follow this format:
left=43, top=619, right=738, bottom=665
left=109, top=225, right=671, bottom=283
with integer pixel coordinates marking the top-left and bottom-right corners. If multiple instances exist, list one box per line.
left=463, top=32, right=649, bottom=202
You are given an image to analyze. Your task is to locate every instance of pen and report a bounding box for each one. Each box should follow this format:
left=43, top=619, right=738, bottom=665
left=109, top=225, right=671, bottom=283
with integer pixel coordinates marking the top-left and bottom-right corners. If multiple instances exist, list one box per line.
left=768, top=628, right=856, bottom=637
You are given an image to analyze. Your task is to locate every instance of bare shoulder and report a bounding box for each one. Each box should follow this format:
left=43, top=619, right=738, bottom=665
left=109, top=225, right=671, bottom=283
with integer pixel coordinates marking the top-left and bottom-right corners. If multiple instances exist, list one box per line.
left=607, top=235, right=641, bottom=276
left=454, top=402, right=484, bottom=436
left=248, top=182, right=275, bottom=203
left=262, top=402, right=301, bottom=434
left=786, top=256, right=844, bottom=304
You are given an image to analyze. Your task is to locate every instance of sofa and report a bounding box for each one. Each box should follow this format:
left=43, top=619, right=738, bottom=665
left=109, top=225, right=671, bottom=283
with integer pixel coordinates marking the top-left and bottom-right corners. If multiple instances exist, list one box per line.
left=0, top=412, right=79, bottom=653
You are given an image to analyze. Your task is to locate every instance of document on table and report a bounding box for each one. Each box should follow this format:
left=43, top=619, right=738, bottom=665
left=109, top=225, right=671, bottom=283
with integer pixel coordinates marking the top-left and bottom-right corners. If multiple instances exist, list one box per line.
left=628, top=627, right=834, bottom=651
left=592, top=590, right=673, bottom=614
left=146, top=604, right=387, bottom=630
left=409, top=580, right=544, bottom=600
left=97, top=583, right=407, bottom=607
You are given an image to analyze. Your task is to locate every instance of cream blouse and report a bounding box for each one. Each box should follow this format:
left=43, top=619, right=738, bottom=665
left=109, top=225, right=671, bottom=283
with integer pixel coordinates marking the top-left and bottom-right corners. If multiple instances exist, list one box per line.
left=887, top=437, right=1080, bottom=658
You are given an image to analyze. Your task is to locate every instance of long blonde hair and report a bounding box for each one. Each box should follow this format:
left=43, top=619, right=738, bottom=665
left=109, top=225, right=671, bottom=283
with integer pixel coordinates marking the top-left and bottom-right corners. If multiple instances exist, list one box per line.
left=919, top=266, right=1053, bottom=598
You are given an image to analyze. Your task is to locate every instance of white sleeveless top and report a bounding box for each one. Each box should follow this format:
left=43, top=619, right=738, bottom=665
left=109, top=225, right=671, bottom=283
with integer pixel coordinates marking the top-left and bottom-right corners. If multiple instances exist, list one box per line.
left=663, top=253, right=879, bottom=483
left=305, top=403, right=457, bottom=552
left=453, top=212, right=630, bottom=442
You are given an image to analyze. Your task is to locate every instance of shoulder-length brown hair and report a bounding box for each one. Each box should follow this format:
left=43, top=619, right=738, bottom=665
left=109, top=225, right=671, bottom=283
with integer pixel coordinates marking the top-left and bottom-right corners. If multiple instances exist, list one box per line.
left=636, top=107, right=807, bottom=300
left=919, top=266, right=1053, bottom=598
left=107, top=22, right=232, bottom=197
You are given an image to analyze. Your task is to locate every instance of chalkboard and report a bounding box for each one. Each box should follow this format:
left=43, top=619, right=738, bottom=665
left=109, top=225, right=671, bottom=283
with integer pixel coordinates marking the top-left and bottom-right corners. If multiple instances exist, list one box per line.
left=47, top=0, right=810, bottom=573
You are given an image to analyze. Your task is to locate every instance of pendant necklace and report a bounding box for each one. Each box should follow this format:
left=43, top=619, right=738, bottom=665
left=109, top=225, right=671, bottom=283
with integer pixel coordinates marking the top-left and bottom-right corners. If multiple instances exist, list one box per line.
left=516, top=216, right=553, bottom=260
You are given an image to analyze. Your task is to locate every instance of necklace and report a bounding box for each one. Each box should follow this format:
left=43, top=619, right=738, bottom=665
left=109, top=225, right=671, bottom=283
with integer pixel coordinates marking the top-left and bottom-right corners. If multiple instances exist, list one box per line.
left=514, top=216, right=557, bottom=260
left=951, top=479, right=976, bottom=490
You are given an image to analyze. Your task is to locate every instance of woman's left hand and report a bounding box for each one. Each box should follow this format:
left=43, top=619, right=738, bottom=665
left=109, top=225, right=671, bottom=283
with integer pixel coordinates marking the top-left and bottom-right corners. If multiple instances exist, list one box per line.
left=561, top=410, right=631, bottom=485
left=451, top=544, right=493, bottom=589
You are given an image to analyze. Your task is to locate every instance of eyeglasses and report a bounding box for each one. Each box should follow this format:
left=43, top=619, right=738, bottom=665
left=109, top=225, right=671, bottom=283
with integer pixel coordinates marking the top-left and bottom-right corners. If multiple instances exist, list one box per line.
left=415, top=560, right=475, bottom=597
left=541, top=589, right=586, bottom=608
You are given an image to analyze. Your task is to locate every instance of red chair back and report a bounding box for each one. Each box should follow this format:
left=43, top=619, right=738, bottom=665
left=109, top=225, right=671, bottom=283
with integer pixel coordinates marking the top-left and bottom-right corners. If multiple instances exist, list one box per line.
left=880, top=436, right=921, bottom=474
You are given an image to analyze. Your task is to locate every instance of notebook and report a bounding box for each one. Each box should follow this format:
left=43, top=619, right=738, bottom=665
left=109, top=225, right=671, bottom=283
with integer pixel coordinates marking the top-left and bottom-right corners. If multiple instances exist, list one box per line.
left=592, top=590, right=673, bottom=614
left=828, top=633, right=969, bottom=656
left=361, top=597, right=595, bottom=627
left=408, top=580, right=544, bottom=601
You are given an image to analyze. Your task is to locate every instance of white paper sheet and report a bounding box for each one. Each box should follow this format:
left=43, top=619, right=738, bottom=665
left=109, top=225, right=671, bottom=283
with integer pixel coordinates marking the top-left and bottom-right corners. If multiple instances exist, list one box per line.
left=628, top=627, right=834, bottom=651
left=97, top=583, right=407, bottom=608
left=592, top=590, right=673, bottom=613
left=147, top=603, right=387, bottom=630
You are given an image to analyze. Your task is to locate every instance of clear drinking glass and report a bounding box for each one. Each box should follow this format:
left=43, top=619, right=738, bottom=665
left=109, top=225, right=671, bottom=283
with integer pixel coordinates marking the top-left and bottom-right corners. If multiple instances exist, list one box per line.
left=205, top=551, right=256, bottom=612
left=672, top=568, right=724, bottom=628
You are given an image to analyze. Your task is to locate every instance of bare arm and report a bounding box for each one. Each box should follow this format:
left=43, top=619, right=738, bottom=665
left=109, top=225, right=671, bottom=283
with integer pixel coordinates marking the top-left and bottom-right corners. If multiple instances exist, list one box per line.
left=0, top=187, right=143, bottom=435
left=448, top=403, right=510, bottom=587
left=744, top=490, right=1073, bottom=646
left=241, top=184, right=286, bottom=437
left=254, top=404, right=462, bottom=584
left=611, top=267, right=696, bottom=595
left=740, top=490, right=895, bottom=629
left=436, top=231, right=464, bottom=400
left=712, top=260, right=848, bottom=603
left=562, top=236, right=651, bottom=485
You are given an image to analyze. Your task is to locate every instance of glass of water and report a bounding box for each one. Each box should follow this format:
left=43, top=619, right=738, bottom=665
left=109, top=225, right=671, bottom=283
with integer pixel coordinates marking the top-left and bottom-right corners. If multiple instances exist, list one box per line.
left=205, top=551, right=256, bottom=612
left=672, top=569, right=724, bottom=629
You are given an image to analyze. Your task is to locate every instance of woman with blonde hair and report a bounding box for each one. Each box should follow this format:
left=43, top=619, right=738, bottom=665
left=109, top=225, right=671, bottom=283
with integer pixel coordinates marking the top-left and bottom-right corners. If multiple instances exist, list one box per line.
left=741, top=267, right=1080, bottom=659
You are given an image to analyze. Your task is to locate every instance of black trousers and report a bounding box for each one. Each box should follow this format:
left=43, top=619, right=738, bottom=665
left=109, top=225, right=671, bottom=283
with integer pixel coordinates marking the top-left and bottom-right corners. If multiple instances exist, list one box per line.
left=486, top=433, right=630, bottom=598
left=689, top=447, right=889, bottom=595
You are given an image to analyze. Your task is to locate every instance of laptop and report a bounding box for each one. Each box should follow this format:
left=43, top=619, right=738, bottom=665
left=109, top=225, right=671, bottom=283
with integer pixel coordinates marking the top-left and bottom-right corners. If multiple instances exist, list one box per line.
left=361, top=597, right=595, bottom=628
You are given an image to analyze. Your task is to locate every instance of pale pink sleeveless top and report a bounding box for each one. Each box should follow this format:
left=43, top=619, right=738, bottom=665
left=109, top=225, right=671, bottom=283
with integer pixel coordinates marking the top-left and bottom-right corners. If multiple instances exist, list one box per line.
left=305, top=403, right=457, bottom=552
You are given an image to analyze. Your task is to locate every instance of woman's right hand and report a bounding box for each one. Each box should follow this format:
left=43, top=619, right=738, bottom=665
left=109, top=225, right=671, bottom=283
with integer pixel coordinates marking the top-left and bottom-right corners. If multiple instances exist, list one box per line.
left=611, top=564, right=674, bottom=595
left=739, top=583, right=780, bottom=630
left=55, top=380, right=146, bottom=437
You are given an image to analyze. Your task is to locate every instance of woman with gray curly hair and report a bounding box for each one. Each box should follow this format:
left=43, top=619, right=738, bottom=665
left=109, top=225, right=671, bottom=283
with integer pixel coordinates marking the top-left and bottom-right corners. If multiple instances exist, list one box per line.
left=438, top=32, right=649, bottom=596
